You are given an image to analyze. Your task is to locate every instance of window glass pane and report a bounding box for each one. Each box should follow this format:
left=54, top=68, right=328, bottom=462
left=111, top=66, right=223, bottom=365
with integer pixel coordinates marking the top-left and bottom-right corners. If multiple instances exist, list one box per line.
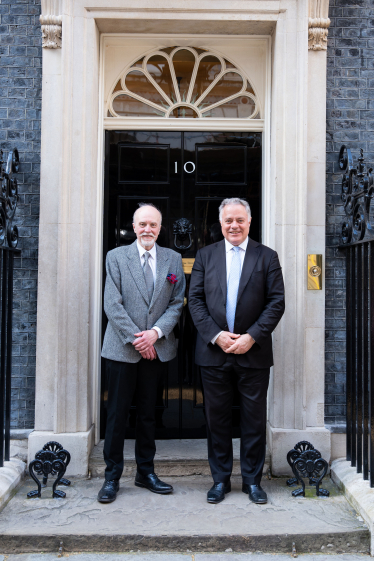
left=113, top=94, right=165, bottom=117
left=133, top=57, right=144, bottom=68
left=198, top=72, right=243, bottom=109
left=108, top=47, right=258, bottom=120
left=202, top=95, right=255, bottom=119
left=113, top=80, right=122, bottom=93
left=191, top=56, right=222, bottom=103
left=246, top=83, right=255, bottom=96
left=160, top=47, right=175, bottom=55
left=194, top=48, right=207, bottom=55
left=172, top=49, right=196, bottom=101
left=147, top=55, right=174, bottom=101
left=125, top=70, right=166, bottom=107
left=170, top=106, right=199, bottom=118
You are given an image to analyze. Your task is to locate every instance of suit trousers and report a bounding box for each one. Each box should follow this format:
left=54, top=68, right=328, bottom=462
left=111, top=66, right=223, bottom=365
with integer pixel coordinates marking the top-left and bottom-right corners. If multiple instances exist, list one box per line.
left=103, top=357, right=166, bottom=481
left=200, top=355, right=270, bottom=486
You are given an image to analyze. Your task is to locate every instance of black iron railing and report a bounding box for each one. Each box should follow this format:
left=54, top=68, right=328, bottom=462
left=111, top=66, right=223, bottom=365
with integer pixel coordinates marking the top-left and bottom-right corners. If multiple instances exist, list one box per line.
left=0, top=246, right=20, bottom=466
left=338, top=146, right=374, bottom=485
left=0, top=148, right=20, bottom=467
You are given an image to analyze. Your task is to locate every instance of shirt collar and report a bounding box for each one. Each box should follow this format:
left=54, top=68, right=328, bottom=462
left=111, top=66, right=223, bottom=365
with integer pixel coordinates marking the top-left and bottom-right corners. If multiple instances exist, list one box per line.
left=224, top=237, right=248, bottom=253
left=136, top=240, right=157, bottom=260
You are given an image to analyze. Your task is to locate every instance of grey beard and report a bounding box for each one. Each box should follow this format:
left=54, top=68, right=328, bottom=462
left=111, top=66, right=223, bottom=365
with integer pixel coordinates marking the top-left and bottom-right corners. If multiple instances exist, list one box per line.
left=140, top=234, right=156, bottom=248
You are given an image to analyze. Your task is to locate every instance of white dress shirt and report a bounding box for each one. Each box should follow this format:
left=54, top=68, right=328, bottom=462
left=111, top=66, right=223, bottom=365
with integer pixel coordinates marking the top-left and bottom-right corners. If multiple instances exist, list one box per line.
left=136, top=240, right=163, bottom=339
left=211, top=237, right=248, bottom=344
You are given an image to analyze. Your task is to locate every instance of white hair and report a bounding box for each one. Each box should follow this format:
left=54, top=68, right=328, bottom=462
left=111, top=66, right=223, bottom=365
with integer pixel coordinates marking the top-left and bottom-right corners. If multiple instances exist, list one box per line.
left=133, top=203, right=162, bottom=224
left=219, top=198, right=251, bottom=221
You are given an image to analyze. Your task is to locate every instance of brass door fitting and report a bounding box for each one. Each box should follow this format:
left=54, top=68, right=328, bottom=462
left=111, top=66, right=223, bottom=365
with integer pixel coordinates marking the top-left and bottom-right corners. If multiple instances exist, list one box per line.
left=307, top=254, right=322, bottom=290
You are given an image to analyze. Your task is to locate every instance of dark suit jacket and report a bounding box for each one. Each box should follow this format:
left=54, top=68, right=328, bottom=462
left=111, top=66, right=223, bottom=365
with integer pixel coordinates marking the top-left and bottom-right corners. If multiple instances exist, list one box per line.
left=188, top=237, right=285, bottom=368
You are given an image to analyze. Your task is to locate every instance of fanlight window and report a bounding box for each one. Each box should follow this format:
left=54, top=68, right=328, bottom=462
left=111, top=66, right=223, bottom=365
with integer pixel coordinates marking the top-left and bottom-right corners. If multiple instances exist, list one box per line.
left=107, top=47, right=259, bottom=120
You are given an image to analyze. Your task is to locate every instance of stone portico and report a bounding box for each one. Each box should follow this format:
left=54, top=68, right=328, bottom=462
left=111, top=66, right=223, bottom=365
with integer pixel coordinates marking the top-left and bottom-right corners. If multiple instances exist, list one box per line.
left=27, top=0, right=334, bottom=476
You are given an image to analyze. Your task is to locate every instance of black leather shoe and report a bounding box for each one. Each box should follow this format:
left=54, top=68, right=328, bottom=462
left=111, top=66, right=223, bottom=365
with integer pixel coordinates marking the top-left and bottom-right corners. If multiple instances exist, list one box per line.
left=207, top=481, right=231, bottom=504
left=134, top=472, right=173, bottom=494
left=245, top=484, right=267, bottom=504
left=97, top=479, right=119, bottom=503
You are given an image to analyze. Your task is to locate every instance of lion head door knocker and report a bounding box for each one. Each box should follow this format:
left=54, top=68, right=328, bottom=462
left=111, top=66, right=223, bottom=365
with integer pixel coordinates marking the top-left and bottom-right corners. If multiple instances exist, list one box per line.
left=173, top=218, right=193, bottom=254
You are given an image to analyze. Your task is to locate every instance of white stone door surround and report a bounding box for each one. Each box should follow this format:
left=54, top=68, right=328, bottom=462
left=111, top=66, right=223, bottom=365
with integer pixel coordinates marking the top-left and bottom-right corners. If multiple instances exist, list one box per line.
left=29, top=0, right=330, bottom=476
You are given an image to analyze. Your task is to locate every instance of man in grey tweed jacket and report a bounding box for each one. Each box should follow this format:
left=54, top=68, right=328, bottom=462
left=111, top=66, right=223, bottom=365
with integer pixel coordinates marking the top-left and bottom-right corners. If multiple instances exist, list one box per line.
left=99, top=203, right=185, bottom=503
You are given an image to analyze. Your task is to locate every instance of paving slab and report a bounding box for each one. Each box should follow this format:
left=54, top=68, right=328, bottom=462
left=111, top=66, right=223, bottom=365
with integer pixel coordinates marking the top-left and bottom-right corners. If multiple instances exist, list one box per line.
left=0, top=476, right=369, bottom=555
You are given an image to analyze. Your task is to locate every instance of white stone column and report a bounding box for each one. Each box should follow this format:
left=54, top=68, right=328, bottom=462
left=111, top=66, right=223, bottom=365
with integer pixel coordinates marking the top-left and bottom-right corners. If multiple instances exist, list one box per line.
left=267, top=0, right=331, bottom=475
left=29, top=0, right=100, bottom=476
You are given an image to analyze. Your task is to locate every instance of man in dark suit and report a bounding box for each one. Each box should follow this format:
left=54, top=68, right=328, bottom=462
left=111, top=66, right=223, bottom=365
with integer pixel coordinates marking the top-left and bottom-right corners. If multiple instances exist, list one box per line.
left=99, top=203, right=185, bottom=503
left=189, top=198, right=285, bottom=505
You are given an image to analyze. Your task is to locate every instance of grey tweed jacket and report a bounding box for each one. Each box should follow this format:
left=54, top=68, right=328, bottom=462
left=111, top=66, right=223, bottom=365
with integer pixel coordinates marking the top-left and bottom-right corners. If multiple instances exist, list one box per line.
left=101, top=241, right=186, bottom=363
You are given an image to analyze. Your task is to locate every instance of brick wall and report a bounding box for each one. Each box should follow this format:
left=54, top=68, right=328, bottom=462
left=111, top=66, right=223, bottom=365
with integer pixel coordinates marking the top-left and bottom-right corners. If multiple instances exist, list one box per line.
left=0, top=0, right=41, bottom=429
left=325, top=0, right=372, bottom=425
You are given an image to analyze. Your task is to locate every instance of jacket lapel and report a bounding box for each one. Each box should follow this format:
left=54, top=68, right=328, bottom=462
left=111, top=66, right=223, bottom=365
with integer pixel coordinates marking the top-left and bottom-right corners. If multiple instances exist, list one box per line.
left=236, top=237, right=260, bottom=303
left=215, top=240, right=227, bottom=304
left=150, top=245, right=170, bottom=308
left=126, top=241, right=149, bottom=305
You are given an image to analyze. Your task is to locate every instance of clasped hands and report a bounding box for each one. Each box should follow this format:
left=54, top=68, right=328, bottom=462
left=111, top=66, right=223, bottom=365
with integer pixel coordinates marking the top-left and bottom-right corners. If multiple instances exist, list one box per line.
left=216, top=331, right=255, bottom=354
left=132, top=329, right=158, bottom=360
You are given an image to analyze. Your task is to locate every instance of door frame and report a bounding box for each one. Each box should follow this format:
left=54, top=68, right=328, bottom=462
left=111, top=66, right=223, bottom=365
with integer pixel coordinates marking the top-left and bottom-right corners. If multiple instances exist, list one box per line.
left=94, top=34, right=272, bottom=443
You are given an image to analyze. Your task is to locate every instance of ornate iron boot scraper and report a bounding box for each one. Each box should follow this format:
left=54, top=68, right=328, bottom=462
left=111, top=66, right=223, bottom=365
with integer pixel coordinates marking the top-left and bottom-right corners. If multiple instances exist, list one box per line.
left=27, top=441, right=71, bottom=498
left=286, top=441, right=329, bottom=497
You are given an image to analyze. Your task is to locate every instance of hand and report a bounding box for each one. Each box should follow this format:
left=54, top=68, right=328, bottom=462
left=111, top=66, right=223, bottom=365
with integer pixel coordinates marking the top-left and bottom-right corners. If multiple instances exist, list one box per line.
left=226, top=333, right=255, bottom=355
left=216, top=331, right=240, bottom=352
left=133, top=329, right=158, bottom=352
left=140, top=345, right=157, bottom=360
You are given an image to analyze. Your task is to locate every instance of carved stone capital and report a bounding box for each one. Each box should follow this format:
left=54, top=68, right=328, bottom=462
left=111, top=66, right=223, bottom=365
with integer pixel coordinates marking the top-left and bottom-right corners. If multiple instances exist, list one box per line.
left=40, top=0, right=62, bottom=49
left=308, top=0, right=330, bottom=50
left=308, top=17, right=331, bottom=50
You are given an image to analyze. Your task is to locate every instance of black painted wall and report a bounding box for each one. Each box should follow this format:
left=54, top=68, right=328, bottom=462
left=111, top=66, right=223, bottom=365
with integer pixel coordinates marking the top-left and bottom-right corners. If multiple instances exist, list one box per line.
left=0, top=0, right=41, bottom=429
left=325, top=0, right=373, bottom=426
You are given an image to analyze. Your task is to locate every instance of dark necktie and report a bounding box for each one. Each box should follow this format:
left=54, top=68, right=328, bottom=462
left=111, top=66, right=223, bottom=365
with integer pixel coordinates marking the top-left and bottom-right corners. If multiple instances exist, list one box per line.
left=143, top=251, right=154, bottom=301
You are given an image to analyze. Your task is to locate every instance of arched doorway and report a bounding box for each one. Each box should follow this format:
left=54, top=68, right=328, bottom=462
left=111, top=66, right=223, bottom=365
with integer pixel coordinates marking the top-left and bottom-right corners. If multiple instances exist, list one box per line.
left=101, top=47, right=262, bottom=439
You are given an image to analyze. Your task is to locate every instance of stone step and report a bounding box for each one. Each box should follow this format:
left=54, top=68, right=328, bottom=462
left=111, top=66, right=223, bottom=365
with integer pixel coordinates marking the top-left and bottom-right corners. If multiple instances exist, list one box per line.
left=0, top=475, right=369, bottom=556
left=89, top=439, right=270, bottom=478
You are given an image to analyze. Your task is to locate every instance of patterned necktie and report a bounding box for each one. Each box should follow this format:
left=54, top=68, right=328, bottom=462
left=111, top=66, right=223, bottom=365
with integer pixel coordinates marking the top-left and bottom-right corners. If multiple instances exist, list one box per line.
left=143, top=251, right=154, bottom=302
left=226, top=246, right=241, bottom=333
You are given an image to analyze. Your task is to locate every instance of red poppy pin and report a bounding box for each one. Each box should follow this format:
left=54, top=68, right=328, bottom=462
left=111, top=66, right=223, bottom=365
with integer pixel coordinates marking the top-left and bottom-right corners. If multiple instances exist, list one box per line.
left=167, top=273, right=178, bottom=284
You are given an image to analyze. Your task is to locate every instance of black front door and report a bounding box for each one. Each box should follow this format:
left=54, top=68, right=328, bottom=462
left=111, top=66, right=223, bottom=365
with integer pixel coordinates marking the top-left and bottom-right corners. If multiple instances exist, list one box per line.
left=101, top=130, right=262, bottom=439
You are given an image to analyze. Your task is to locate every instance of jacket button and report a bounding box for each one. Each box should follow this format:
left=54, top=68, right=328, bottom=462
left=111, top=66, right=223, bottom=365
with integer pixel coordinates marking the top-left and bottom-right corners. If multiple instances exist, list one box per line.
left=149, top=310, right=152, bottom=314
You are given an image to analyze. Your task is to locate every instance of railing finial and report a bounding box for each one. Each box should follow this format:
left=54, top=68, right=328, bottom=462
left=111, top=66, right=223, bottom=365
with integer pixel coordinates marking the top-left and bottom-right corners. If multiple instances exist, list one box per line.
left=339, top=145, right=374, bottom=245
left=0, top=148, right=20, bottom=248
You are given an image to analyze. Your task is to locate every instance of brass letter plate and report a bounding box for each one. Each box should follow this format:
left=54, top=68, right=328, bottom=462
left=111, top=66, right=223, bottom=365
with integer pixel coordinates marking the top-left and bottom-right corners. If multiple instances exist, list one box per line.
left=307, top=254, right=322, bottom=290
left=182, top=258, right=195, bottom=274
